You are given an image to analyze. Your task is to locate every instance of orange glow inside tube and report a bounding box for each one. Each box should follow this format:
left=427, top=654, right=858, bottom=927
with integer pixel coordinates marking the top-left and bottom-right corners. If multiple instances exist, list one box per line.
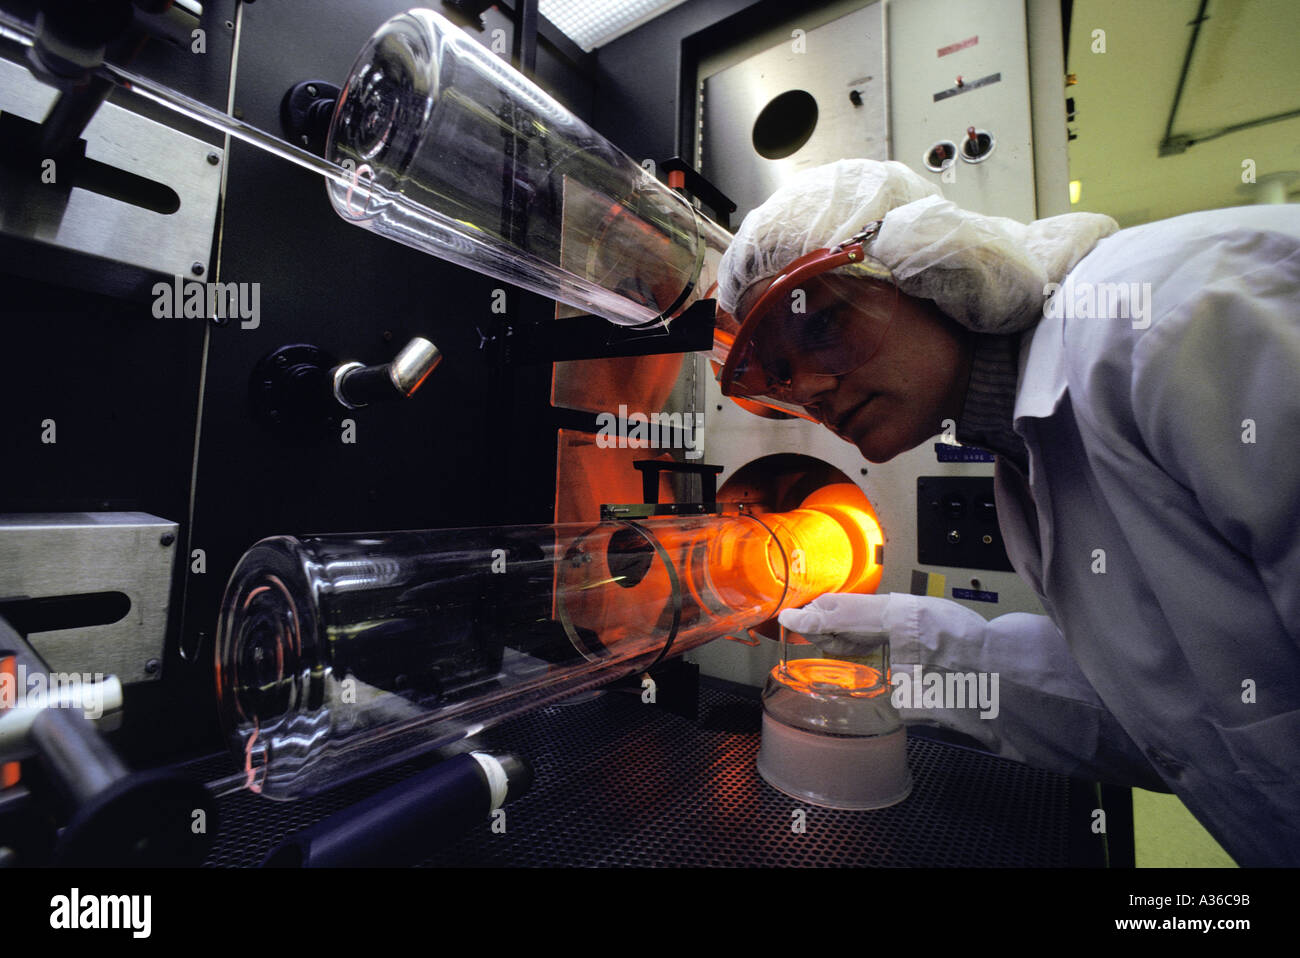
left=737, top=482, right=884, bottom=612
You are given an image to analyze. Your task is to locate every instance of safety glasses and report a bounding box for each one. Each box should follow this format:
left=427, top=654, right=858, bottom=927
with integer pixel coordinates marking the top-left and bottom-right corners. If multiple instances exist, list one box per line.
left=713, top=223, right=897, bottom=421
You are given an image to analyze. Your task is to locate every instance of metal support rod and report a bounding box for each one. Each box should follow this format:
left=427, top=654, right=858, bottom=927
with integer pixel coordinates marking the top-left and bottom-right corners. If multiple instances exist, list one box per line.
left=38, top=74, right=114, bottom=156
left=1, top=614, right=213, bottom=864
left=0, top=9, right=369, bottom=198
left=332, top=338, right=442, bottom=409
left=0, top=615, right=124, bottom=765
left=1159, top=0, right=1210, bottom=151
left=510, top=0, right=539, bottom=77
left=1163, top=107, right=1300, bottom=153
left=28, top=707, right=128, bottom=810
left=494, top=0, right=592, bottom=77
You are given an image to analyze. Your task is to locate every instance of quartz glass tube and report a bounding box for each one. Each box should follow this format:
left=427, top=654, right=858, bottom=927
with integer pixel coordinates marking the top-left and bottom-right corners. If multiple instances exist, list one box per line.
left=0, top=7, right=730, bottom=329
left=324, top=7, right=732, bottom=328
left=216, top=495, right=882, bottom=800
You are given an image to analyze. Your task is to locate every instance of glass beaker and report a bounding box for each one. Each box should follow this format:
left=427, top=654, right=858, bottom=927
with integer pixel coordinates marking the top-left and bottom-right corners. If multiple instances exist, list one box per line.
left=757, top=624, right=911, bottom=809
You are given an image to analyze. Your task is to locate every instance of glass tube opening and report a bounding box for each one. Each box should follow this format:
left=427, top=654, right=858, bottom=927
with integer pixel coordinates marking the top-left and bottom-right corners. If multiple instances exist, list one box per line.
left=325, top=8, right=731, bottom=328
left=216, top=491, right=882, bottom=799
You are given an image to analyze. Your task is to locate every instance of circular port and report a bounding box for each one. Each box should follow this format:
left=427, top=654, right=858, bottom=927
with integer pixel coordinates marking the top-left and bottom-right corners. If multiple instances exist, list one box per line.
left=752, top=90, right=819, bottom=160
left=717, top=454, right=885, bottom=640
left=924, top=140, right=957, bottom=172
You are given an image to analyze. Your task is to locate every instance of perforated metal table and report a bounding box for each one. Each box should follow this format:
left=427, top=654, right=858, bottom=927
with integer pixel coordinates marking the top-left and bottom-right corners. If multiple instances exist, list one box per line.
left=195, top=680, right=1102, bottom=867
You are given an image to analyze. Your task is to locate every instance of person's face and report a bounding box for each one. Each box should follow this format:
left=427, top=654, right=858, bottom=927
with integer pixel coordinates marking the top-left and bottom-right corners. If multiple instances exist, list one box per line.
left=737, top=274, right=973, bottom=463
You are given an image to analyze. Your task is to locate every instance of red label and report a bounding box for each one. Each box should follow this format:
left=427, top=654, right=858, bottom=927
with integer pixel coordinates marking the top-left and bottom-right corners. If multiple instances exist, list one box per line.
left=937, top=35, right=978, bottom=57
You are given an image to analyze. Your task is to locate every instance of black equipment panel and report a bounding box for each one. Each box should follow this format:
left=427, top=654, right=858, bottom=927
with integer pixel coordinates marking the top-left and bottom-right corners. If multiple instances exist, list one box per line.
left=917, top=476, right=1015, bottom=572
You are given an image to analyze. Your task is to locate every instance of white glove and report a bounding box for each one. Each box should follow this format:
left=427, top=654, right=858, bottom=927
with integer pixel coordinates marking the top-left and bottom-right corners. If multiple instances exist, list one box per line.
left=777, top=593, right=895, bottom=657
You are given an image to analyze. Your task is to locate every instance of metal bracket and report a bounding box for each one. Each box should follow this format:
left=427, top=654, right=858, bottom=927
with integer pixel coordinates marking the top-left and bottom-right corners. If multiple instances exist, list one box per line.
left=0, top=57, right=222, bottom=294
left=0, top=513, right=178, bottom=683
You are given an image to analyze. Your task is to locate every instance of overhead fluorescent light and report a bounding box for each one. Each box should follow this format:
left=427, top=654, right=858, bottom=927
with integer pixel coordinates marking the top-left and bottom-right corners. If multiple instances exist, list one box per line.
left=539, top=0, right=688, bottom=52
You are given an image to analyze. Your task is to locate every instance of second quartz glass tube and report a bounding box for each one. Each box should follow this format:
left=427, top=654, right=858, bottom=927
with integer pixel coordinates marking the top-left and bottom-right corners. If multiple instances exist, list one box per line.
left=325, top=8, right=732, bottom=328
left=216, top=496, right=883, bottom=799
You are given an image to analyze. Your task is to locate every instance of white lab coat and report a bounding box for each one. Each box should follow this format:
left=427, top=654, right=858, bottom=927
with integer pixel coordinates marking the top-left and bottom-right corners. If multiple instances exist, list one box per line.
left=883, top=205, right=1300, bottom=866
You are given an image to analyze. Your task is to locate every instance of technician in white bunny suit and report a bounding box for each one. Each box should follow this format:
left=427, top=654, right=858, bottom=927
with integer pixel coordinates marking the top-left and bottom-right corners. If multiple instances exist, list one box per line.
left=711, top=158, right=1300, bottom=866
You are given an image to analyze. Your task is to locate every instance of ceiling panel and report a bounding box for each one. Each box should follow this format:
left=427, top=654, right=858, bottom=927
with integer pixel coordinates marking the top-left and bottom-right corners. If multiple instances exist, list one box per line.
left=1066, top=0, right=1300, bottom=226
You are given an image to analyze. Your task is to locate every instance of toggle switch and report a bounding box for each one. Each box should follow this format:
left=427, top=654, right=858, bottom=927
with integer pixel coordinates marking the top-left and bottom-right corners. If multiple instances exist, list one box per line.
left=960, top=126, right=995, bottom=163
left=924, top=139, right=957, bottom=172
